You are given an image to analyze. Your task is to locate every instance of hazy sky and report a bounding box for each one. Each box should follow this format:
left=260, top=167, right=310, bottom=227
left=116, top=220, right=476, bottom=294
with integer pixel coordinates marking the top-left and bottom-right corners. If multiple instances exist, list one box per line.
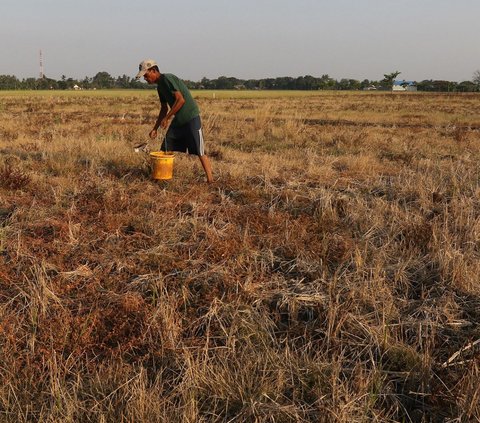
left=2, top=0, right=480, bottom=82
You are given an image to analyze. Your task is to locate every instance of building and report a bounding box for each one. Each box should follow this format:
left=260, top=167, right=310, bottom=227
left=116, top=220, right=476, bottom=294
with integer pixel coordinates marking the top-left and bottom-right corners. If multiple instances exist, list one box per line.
left=392, top=80, right=417, bottom=92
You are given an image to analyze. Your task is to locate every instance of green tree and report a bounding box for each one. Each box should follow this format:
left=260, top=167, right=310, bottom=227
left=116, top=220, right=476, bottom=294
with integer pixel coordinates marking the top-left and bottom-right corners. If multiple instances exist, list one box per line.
left=275, top=77, right=294, bottom=89
left=36, top=77, right=57, bottom=90
left=303, top=75, right=319, bottom=90
left=432, top=80, right=456, bottom=92
left=200, top=77, right=216, bottom=89
left=22, top=78, right=38, bottom=90
left=57, top=75, right=68, bottom=90
left=244, top=79, right=259, bottom=90
left=215, top=76, right=240, bottom=89
left=81, top=76, right=92, bottom=89
left=381, top=71, right=401, bottom=90
left=0, top=75, right=19, bottom=90
left=318, top=74, right=336, bottom=90
left=360, top=79, right=372, bottom=90
left=92, top=71, right=114, bottom=89
left=458, top=80, right=477, bottom=92
left=115, top=74, right=131, bottom=89
left=336, top=78, right=360, bottom=90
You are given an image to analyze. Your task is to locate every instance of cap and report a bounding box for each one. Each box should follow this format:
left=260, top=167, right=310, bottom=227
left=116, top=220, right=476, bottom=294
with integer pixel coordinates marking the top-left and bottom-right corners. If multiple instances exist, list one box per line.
left=135, top=59, right=158, bottom=79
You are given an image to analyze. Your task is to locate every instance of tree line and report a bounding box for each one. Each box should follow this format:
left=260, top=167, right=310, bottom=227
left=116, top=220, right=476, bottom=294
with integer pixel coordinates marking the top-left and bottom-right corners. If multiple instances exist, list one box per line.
left=1, top=71, right=480, bottom=92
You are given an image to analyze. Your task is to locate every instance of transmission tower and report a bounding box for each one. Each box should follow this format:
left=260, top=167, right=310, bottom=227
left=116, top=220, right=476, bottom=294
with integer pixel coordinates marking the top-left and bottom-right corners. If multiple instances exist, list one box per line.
left=39, top=49, right=44, bottom=79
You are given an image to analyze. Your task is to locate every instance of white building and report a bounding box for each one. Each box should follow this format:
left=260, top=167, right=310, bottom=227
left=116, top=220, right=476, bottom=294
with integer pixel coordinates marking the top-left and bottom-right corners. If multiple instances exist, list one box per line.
left=392, top=80, right=417, bottom=92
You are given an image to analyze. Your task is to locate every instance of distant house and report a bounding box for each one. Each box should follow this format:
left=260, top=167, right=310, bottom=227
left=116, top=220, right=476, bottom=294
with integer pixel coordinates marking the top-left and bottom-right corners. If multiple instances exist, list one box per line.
left=393, top=80, right=417, bottom=92
left=73, top=84, right=81, bottom=90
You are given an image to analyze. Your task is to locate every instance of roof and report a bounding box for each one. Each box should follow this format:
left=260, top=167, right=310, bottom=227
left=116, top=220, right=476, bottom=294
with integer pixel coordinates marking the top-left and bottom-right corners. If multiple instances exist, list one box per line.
left=393, top=80, right=416, bottom=86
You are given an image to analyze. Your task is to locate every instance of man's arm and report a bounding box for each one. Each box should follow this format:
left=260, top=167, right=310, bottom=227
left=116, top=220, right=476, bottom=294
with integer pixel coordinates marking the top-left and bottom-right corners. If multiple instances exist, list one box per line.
left=160, top=91, right=185, bottom=129
left=149, top=102, right=168, bottom=139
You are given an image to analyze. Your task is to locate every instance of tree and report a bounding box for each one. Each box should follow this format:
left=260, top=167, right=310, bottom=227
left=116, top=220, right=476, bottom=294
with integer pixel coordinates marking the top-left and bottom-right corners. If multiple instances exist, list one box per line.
left=432, top=80, right=456, bottom=92
left=244, top=79, right=259, bottom=90
left=36, top=77, right=57, bottom=90
left=473, top=70, right=480, bottom=87
left=215, top=76, right=240, bottom=90
left=275, top=76, right=294, bottom=90
left=92, top=71, right=114, bottom=89
left=58, top=75, right=68, bottom=90
left=22, top=78, right=38, bottom=90
left=318, top=74, right=336, bottom=90
left=458, top=80, right=477, bottom=92
left=336, top=78, right=361, bottom=91
left=199, top=77, right=212, bottom=89
left=381, top=71, right=401, bottom=90
left=115, top=74, right=131, bottom=89
left=81, top=76, right=92, bottom=89
left=0, top=75, right=19, bottom=90
left=303, top=75, right=320, bottom=90
left=360, top=79, right=372, bottom=90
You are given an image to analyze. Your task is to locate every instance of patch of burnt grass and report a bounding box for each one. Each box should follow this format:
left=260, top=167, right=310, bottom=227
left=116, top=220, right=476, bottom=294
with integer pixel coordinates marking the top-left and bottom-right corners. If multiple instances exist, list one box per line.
left=0, top=163, right=31, bottom=190
left=395, top=220, right=434, bottom=254
left=0, top=206, right=15, bottom=226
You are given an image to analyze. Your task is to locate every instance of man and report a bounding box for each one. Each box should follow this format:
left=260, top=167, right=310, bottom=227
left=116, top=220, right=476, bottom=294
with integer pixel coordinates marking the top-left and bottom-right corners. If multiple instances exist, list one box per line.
left=136, top=59, right=213, bottom=183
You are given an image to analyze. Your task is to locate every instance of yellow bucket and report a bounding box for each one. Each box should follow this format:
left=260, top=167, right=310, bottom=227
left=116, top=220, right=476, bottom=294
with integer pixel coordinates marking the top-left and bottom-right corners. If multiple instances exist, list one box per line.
left=150, top=151, right=175, bottom=180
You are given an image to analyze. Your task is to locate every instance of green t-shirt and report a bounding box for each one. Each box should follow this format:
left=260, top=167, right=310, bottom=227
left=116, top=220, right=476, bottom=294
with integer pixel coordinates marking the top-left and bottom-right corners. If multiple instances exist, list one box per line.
left=157, top=73, right=199, bottom=127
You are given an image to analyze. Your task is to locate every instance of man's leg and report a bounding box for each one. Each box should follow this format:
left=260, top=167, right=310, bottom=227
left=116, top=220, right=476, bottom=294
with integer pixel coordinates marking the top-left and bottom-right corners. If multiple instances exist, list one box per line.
left=199, top=155, right=213, bottom=183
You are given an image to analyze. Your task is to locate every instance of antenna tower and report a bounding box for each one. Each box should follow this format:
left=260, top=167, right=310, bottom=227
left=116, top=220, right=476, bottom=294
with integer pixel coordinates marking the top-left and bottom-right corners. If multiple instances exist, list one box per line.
left=39, top=49, right=44, bottom=79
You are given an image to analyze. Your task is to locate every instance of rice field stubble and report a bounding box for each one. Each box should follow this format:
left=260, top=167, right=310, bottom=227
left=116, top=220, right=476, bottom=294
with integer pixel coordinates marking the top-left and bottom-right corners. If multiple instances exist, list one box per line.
left=0, top=90, right=479, bottom=422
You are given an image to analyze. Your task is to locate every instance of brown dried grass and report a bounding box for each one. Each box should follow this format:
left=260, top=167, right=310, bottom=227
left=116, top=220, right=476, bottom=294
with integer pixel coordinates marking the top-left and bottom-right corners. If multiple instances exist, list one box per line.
left=0, top=90, right=479, bottom=422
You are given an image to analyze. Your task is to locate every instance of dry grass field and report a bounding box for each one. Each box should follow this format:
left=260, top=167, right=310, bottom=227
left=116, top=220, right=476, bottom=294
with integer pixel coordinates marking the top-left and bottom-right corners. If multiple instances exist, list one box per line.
left=0, top=90, right=479, bottom=422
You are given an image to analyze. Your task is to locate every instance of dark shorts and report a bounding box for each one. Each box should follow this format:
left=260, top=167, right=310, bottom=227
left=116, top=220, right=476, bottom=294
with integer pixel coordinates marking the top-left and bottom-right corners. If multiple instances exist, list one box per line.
left=161, top=115, right=205, bottom=156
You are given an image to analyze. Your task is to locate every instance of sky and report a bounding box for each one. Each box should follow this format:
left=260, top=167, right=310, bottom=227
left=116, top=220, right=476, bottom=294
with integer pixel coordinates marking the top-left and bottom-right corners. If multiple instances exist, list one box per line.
left=1, top=0, right=480, bottom=83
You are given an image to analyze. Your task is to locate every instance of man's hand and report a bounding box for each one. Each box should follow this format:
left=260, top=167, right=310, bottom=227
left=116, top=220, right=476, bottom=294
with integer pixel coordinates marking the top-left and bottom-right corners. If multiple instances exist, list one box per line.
left=160, top=117, right=170, bottom=129
left=149, top=129, right=157, bottom=139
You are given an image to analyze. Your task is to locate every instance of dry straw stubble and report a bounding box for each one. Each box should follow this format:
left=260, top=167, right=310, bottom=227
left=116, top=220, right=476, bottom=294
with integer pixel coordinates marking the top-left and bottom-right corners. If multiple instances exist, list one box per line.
left=0, top=90, right=479, bottom=422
